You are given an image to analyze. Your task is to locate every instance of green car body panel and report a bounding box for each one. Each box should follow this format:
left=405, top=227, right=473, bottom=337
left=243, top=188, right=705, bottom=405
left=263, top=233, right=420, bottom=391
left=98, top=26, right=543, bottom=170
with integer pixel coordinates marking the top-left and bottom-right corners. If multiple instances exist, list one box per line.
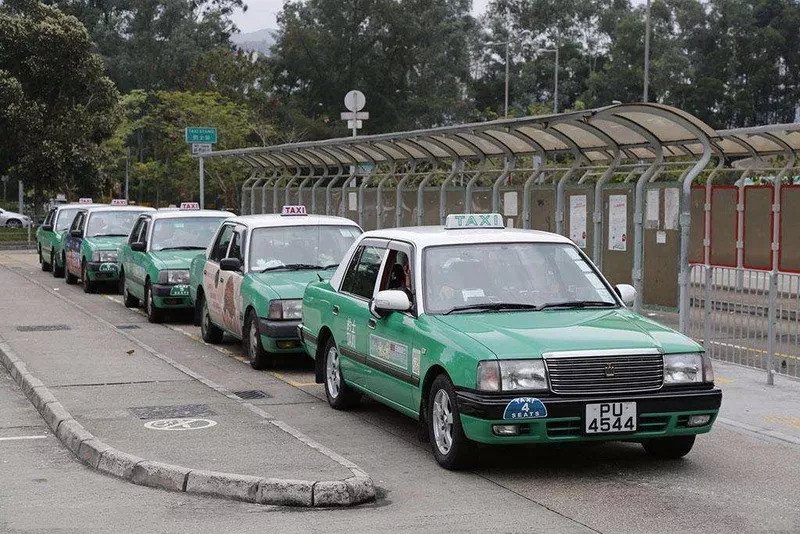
left=299, top=225, right=722, bottom=446
left=37, top=203, right=100, bottom=270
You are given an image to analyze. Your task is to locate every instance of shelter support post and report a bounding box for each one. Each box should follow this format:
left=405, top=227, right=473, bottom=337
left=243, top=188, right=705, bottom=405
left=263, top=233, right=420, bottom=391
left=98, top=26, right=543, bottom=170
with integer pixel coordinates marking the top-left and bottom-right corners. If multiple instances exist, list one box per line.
left=199, top=157, right=205, bottom=209
left=285, top=167, right=303, bottom=205
left=520, top=152, right=545, bottom=229
left=702, top=159, right=725, bottom=265
left=632, top=151, right=663, bottom=313
left=395, top=162, right=418, bottom=228
left=592, top=150, right=622, bottom=266
left=376, top=162, right=396, bottom=229
left=555, top=156, right=588, bottom=236
left=297, top=168, right=316, bottom=207
left=358, top=164, right=377, bottom=228
left=240, top=173, right=257, bottom=215
left=250, top=174, right=266, bottom=215
left=303, top=167, right=327, bottom=210
left=491, top=155, right=517, bottom=215
left=464, top=159, right=492, bottom=215
left=325, top=165, right=344, bottom=216
left=439, top=159, right=464, bottom=224
left=262, top=170, right=279, bottom=213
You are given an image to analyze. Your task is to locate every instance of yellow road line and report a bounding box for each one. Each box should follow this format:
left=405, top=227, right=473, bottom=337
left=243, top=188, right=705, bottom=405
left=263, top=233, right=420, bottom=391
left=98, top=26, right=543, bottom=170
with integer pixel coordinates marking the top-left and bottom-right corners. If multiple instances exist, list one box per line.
left=708, top=340, right=800, bottom=363
left=714, top=377, right=733, bottom=384
left=268, top=371, right=317, bottom=388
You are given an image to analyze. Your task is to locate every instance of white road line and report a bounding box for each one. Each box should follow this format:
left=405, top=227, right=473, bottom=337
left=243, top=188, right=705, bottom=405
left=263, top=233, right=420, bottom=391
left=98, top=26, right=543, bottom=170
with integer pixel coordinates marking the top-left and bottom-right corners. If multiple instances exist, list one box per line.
left=0, top=435, right=47, bottom=442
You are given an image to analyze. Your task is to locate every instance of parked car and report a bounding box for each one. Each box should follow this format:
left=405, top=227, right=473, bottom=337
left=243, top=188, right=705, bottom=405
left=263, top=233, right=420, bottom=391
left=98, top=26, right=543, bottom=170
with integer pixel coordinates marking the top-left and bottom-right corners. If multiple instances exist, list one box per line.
left=0, top=208, right=32, bottom=228
left=37, top=201, right=102, bottom=276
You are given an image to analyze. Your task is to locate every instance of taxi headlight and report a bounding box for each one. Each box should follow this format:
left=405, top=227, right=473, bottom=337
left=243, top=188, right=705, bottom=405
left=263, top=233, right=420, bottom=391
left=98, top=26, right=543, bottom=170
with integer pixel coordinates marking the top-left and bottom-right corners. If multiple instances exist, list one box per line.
left=158, top=269, right=190, bottom=285
left=664, top=353, right=713, bottom=384
left=477, top=360, right=548, bottom=392
left=267, top=299, right=303, bottom=320
left=92, top=250, right=118, bottom=262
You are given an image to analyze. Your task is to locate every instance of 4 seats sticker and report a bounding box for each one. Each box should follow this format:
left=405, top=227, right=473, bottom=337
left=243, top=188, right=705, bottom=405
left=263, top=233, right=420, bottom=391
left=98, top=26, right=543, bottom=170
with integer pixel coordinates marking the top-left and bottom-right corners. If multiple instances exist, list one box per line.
left=503, top=397, right=548, bottom=420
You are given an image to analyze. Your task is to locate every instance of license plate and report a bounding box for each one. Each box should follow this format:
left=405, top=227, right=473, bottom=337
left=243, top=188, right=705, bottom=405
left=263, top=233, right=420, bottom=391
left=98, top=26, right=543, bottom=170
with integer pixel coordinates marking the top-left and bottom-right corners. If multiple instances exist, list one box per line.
left=585, top=402, right=637, bottom=434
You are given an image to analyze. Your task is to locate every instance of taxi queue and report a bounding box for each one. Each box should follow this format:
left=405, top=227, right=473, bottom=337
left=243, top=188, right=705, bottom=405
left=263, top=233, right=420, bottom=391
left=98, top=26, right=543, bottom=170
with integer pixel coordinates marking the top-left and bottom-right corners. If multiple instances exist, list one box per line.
left=35, top=200, right=722, bottom=470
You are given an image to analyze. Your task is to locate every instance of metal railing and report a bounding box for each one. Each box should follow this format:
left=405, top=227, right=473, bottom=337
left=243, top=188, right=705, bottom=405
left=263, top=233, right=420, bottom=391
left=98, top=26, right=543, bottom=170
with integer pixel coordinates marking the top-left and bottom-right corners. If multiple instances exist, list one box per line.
left=688, top=265, right=800, bottom=381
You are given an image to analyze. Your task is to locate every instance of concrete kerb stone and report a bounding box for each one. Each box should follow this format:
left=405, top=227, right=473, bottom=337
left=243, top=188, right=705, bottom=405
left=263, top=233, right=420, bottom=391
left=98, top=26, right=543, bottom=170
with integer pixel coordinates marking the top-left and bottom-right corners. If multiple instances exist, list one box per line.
left=97, top=448, right=145, bottom=479
left=41, top=401, right=72, bottom=434
left=185, top=470, right=263, bottom=503
left=77, top=438, right=112, bottom=468
left=30, top=385, right=58, bottom=413
left=56, top=418, right=94, bottom=455
left=131, top=461, right=192, bottom=492
left=257, top=478, right=314, bottom=507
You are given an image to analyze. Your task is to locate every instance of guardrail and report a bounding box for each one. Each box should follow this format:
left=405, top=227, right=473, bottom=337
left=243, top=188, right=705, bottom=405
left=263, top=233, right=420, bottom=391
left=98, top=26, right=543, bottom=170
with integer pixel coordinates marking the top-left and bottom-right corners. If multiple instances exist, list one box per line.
left=688, top=265, right=800, bottom=381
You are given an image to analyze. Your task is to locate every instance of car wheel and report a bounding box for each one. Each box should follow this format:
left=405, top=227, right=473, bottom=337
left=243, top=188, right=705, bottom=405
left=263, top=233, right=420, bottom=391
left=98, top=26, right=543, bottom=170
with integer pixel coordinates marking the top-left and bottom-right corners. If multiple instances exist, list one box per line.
left=145, top=282, right=164, bottom=323
left=6, top=219, right=22, bottom=228
left=642, top=435, right=696, bottom=459
left=428, top=374, right=475, bottom=470
left=200, top=295, right=223, bottom=343
left=245, top=311, right=272, bottom=370
left=53, top=252, right=64, bottom=278
left=82, top=262, right=95, bottom=294
left=120, top=271, right=139, bottom=308
left=40, top=249, right=52, bottom=272
left=323, top=336, right=361, bottom=410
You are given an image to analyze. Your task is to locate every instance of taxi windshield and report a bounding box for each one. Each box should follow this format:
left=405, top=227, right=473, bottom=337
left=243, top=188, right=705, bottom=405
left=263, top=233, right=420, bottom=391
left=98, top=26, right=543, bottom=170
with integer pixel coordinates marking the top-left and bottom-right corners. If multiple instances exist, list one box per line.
left=249, top=225, right=361, bottom=272
left=151, top=217, right=227, bottom=252
left=55, top=208, right=81, bottom=231
left=86, top=211, right=141, bottom=238
left=423, top=242, right=617, bottom=315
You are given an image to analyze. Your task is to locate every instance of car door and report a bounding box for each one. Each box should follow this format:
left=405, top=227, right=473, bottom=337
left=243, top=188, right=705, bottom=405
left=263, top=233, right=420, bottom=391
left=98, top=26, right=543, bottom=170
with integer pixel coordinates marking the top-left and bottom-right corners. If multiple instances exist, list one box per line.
left=125, top=216, right=149, bottom=300
left=204, top=223, right=235, bottom=328
left=365, top=241, right=419, bottom=409
left=219, top=227, right=246, bottom=337
left=335, top=239, right=388, bottom=388
left=40, top=209, right=56, bottom=257
left=65, top=211, right=86, bottom=276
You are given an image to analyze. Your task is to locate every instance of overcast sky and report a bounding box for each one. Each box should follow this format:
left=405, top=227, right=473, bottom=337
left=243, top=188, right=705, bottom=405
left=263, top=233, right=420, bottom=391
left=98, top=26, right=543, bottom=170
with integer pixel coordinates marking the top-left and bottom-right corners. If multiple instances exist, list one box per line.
left=232, top=0, right=493, bottom=33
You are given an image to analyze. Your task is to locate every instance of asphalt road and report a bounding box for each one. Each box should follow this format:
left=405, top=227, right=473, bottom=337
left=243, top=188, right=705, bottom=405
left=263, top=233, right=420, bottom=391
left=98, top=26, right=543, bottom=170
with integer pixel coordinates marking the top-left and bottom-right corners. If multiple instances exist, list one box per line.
left=2, top=251, right=800, bottom=533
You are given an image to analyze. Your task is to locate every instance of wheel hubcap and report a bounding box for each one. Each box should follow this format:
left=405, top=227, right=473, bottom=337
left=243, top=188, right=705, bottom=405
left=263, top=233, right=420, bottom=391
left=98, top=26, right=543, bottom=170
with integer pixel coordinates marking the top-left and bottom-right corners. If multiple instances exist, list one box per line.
left=326, top=346, right=340, bottom=399
left=432, top=389, right=454, bottom=455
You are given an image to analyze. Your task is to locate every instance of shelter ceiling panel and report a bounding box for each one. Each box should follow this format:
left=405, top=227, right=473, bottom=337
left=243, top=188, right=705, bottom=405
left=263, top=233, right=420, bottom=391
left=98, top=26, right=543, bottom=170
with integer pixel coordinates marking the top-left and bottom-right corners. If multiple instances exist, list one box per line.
left=516, top=127, right=569, bottom=151
left=429, top=135, right=475, bottom=157
left=482, top=130, right=536, bottom=154
left=453, top=133, right=504, bottom=155
left=550, top=122, right=606, bottom=149
left=589, top=119, right=648, bottom=146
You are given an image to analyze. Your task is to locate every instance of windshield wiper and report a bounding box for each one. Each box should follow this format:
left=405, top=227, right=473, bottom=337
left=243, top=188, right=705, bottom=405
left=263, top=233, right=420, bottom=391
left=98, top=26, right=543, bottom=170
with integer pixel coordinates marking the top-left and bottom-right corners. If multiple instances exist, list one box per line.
left=321, top=263, right=339, bottom=269
left=534, top=300, right=616, bottom=311
left=443, top=303, right=540, bottom=315
left=91, top=233, right=128, bottom=237
left=156, top=246, right=206, bottom=251
left=259, top=263, right=322, bottom=273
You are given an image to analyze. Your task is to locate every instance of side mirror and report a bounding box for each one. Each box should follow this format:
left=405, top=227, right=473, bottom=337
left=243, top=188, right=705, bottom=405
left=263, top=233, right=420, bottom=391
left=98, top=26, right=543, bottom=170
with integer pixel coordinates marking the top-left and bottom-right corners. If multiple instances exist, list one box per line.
left=70, top=229, right=83, bottom=238
left=41, top=224, right=53, bottom=232
left=220, top=258, right=242, bottom=272
left=614, top=284, right=636, bottom=307
left=130, top=242, right=146, bottom=252
left=370, top=289, right=411, bottom=318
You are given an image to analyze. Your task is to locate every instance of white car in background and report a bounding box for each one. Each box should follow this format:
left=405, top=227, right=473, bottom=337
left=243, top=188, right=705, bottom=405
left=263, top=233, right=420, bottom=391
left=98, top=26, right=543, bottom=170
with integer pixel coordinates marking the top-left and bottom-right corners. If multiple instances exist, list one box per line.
left=0, top=208, right=32, bottom=228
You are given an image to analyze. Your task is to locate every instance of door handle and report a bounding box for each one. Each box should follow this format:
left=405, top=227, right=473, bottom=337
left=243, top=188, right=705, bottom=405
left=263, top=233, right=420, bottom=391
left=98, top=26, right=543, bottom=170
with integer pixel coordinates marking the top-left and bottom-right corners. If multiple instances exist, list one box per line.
left=332, top=305, right=340, bottom=315
left=367, top=318, right=376, bottom=329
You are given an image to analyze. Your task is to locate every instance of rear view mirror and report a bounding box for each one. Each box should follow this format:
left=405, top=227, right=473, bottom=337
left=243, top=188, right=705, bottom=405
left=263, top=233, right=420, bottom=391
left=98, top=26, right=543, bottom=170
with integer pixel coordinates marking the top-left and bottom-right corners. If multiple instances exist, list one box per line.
left=371, top=289, right=411, bottom=318
left=130, top=242, right=146, bottom=252
left=220, top=258, right=242, bottom=272
left=615, top=284, right=636, bottom=307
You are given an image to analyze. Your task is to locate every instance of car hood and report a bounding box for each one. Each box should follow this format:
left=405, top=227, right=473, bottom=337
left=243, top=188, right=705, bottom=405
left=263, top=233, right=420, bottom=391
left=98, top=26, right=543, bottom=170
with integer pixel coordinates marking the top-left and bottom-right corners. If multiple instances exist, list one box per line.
left=85, top=236, right=127, bottom=252
left=150, top=250, right=204, bottom=270
left=431, top=308, right=701, bottom=359
left=249, top=270, right=330, bottom=299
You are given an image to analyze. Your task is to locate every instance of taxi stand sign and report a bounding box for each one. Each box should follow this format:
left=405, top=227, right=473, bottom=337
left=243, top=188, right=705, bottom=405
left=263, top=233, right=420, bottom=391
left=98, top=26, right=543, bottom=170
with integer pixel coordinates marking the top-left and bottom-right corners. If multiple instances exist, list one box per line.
left=445, top=213, right=504, bottom=229
left=282, top=205, right=307, bottom=216
left=180, top=202, right=200, bottom=210
left=79, top=198, right=93, bottom=204
left=111, top=199, right=128, bottom=206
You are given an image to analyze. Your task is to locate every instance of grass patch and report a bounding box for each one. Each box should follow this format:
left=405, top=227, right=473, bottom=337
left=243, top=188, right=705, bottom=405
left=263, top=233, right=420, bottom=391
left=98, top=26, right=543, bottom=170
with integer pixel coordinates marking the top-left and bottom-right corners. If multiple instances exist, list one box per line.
left=0, top=227, right=31, bottom=242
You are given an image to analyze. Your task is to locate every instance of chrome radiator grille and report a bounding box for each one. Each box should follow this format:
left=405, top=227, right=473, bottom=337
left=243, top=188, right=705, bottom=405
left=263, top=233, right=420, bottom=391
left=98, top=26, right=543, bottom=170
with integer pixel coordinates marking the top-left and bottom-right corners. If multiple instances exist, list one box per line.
left=543, top=350, right=664, bottom=395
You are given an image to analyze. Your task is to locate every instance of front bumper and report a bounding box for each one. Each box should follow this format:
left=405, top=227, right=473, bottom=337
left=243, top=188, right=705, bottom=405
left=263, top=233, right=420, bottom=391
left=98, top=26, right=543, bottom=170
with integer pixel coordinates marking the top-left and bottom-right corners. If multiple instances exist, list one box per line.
left=258, top=318, right=303, bottom=352
left=86, top=261, right=120, bottom=281
left=456, top=386, right=722, bottom=444
left=151, top=283, right=192, bottom=308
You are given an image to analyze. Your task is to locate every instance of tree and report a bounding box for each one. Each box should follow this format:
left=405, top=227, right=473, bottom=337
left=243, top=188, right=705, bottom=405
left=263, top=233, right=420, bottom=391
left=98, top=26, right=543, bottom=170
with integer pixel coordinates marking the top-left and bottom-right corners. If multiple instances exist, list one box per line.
left=0, top=0, right=119, bottom=210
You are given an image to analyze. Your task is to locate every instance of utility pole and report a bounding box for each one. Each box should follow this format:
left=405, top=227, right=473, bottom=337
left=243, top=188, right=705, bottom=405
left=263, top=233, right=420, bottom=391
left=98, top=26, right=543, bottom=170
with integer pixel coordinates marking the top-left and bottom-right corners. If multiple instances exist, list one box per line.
left=125, top=147, right=130, bottom=201
left=643, top=0, right=651, bottom=102
left=504, top=40, right=510, bottom=118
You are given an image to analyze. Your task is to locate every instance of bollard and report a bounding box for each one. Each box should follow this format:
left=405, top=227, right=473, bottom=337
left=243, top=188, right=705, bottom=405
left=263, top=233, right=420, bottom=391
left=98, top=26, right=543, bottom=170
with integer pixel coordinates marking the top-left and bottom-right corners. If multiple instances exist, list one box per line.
left=766, top=271, right=777, bottom=385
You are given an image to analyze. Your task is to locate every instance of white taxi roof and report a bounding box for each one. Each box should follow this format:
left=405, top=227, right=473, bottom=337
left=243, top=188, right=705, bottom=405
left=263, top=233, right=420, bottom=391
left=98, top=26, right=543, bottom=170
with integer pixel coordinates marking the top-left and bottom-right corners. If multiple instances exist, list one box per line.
left=83, top=205, right=156, bottom=214
left=227, top=214, right=361, bottom=230
left=145, top=209, right=233, bottom=221
left=359, top=226, right=573, bottom=249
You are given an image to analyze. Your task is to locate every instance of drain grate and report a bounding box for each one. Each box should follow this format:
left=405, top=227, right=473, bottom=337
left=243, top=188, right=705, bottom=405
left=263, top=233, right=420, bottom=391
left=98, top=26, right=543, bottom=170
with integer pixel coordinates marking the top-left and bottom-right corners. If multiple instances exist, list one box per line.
left=116, top=324, right=140, bottom=330
left=232, top=389, right=271, bottom=400
left=16, top=324, right=71, bottom=332
left=129, top=404, right=215, bottom=420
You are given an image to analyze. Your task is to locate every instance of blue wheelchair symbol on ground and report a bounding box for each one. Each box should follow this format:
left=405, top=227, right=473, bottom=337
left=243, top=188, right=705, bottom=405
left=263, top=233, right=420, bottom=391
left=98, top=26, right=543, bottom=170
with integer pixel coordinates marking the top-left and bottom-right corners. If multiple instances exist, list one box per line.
left=503, top=397, right=548, bottom=420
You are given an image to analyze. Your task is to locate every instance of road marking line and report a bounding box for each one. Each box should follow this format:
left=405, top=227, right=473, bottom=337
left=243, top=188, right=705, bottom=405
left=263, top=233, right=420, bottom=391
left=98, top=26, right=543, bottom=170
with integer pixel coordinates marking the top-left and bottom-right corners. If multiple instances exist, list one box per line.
left=268, top=371, right=317, bottom=388
left=0, top=435, right=47, bottom=442
left=764, top=415, right=800, bottom=430
left=705, top=340, right=800, bottom=363
left=715, top=377, right=733, bottom=384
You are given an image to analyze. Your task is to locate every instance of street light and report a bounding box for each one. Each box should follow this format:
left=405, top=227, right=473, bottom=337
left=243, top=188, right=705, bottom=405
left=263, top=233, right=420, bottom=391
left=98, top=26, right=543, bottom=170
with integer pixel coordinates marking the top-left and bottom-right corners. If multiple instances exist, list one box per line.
left=485, top=30, right=530, bottom=118
left=537, top=47, right=559, bottom=114
left=643, top=0, right=651, bottom=102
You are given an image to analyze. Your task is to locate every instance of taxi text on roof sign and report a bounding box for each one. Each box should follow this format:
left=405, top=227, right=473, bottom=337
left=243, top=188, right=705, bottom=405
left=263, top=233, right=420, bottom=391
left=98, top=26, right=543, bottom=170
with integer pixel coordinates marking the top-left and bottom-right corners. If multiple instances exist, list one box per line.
left=282, top=205, right=307, bottom=216
left=445, top=213, right=504, bottom=229
left=111, top=199, right=128, bottom=206
left=180, top=202, right=200, bottom=210
left=79, top=198, right=93, bottom=204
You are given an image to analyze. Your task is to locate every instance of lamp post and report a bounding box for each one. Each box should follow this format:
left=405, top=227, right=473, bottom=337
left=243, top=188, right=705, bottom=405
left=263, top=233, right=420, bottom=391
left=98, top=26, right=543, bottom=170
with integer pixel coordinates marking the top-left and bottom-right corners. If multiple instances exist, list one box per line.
left=486, top=30, right=530, bottom=118
left=643, top=0, right=651, bottom=102
left=537, top=47, right=559, bottom=113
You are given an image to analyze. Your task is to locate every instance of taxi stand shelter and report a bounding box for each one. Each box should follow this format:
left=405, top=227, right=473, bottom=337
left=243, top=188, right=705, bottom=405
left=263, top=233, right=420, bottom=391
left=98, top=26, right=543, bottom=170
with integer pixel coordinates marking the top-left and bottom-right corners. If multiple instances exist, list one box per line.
left=202, top=104, right=800, bottom=353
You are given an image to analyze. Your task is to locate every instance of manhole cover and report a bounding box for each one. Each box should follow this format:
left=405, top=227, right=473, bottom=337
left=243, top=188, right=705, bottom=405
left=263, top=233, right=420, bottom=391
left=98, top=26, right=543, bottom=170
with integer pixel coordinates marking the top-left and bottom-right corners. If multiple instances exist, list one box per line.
left=129, top=404, right=215, bottom=420
left=144, top=418, right=217, bottom=431
left=232, top=389, right=271, bottom=400
left=116, top=324, right=140, bottom=330
left=16, top=324, right=71, bottom=332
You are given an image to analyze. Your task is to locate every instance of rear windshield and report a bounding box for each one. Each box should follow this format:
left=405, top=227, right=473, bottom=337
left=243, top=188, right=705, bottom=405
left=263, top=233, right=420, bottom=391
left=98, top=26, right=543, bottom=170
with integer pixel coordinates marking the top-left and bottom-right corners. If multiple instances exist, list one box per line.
left=55, top=208, right=81, bottom=231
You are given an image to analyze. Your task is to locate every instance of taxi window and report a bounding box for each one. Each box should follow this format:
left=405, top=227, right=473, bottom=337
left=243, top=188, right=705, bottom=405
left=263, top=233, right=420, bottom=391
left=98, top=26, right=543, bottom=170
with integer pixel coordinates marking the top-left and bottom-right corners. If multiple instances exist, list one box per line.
left=86, top=210, right=141, bottom=237
left=248, top=225, right=359, bottom=272
left=210, top=224, right=235, bottom=262
left=379, top=249, right=414, bottom=298
left=129, top=218, right=145, bottom=244
left=44, top=209, right=55, bottom=226
left=341, top=245, right=384, bottom=299
left=70, top=212, right=85, bottom=233
left=228, top=230, right=244, bottom=262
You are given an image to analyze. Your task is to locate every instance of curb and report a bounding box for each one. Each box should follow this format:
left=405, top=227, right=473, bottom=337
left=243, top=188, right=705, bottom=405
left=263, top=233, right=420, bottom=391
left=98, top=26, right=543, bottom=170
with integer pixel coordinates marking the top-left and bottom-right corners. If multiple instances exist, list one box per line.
left=0, top=341, right=375, bottom=507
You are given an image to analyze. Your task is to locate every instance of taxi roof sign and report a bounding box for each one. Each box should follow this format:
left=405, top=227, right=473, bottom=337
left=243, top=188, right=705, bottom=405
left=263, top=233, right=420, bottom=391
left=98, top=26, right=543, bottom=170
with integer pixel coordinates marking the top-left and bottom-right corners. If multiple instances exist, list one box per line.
left=281, top=205, right=307, bottom=216
left=445, top=213, right=504, bottom=229
left=111, top=199, right=128, bottom=206
left=180, top=202, right=200, bottom=210
left=78, top=198, right=93, bottom=204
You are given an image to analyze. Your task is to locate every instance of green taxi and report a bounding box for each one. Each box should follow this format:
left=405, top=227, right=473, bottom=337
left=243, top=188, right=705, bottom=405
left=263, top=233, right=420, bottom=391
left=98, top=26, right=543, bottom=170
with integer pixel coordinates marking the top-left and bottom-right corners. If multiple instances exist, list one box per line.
left=189, top=206, right=362, bottom=369
left=37, top=199, right=100, bottom=277
left=64, top=203, right=156, bottom=292
left=298, top=213, right=722, bottom=469
left=118, top=205, right=233, bottom=323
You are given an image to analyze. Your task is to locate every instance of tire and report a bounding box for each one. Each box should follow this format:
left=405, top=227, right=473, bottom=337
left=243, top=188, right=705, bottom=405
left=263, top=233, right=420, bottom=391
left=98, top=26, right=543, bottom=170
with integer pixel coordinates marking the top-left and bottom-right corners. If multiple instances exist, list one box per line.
left=323, top=336, right=361, bottom=410
left=40, top=249, right=52, bottom=272
left=53, top=252, right=65, bottom=278
left=82, top=262, right=95, bottom=294
left=144, top=282, right=164, bottom=323
left=245, top=311, right=272, bottom=370
left=120, top=271, right=139, bottom=308
left=65, top=261, right=78, bottom=285
left=6, top=219, right=22, bottom=228
left=200, top=295, right=223, bottom=343
left=642, top=435, right=696, bottom=459
left=427, top=373, right=476, bottom=470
